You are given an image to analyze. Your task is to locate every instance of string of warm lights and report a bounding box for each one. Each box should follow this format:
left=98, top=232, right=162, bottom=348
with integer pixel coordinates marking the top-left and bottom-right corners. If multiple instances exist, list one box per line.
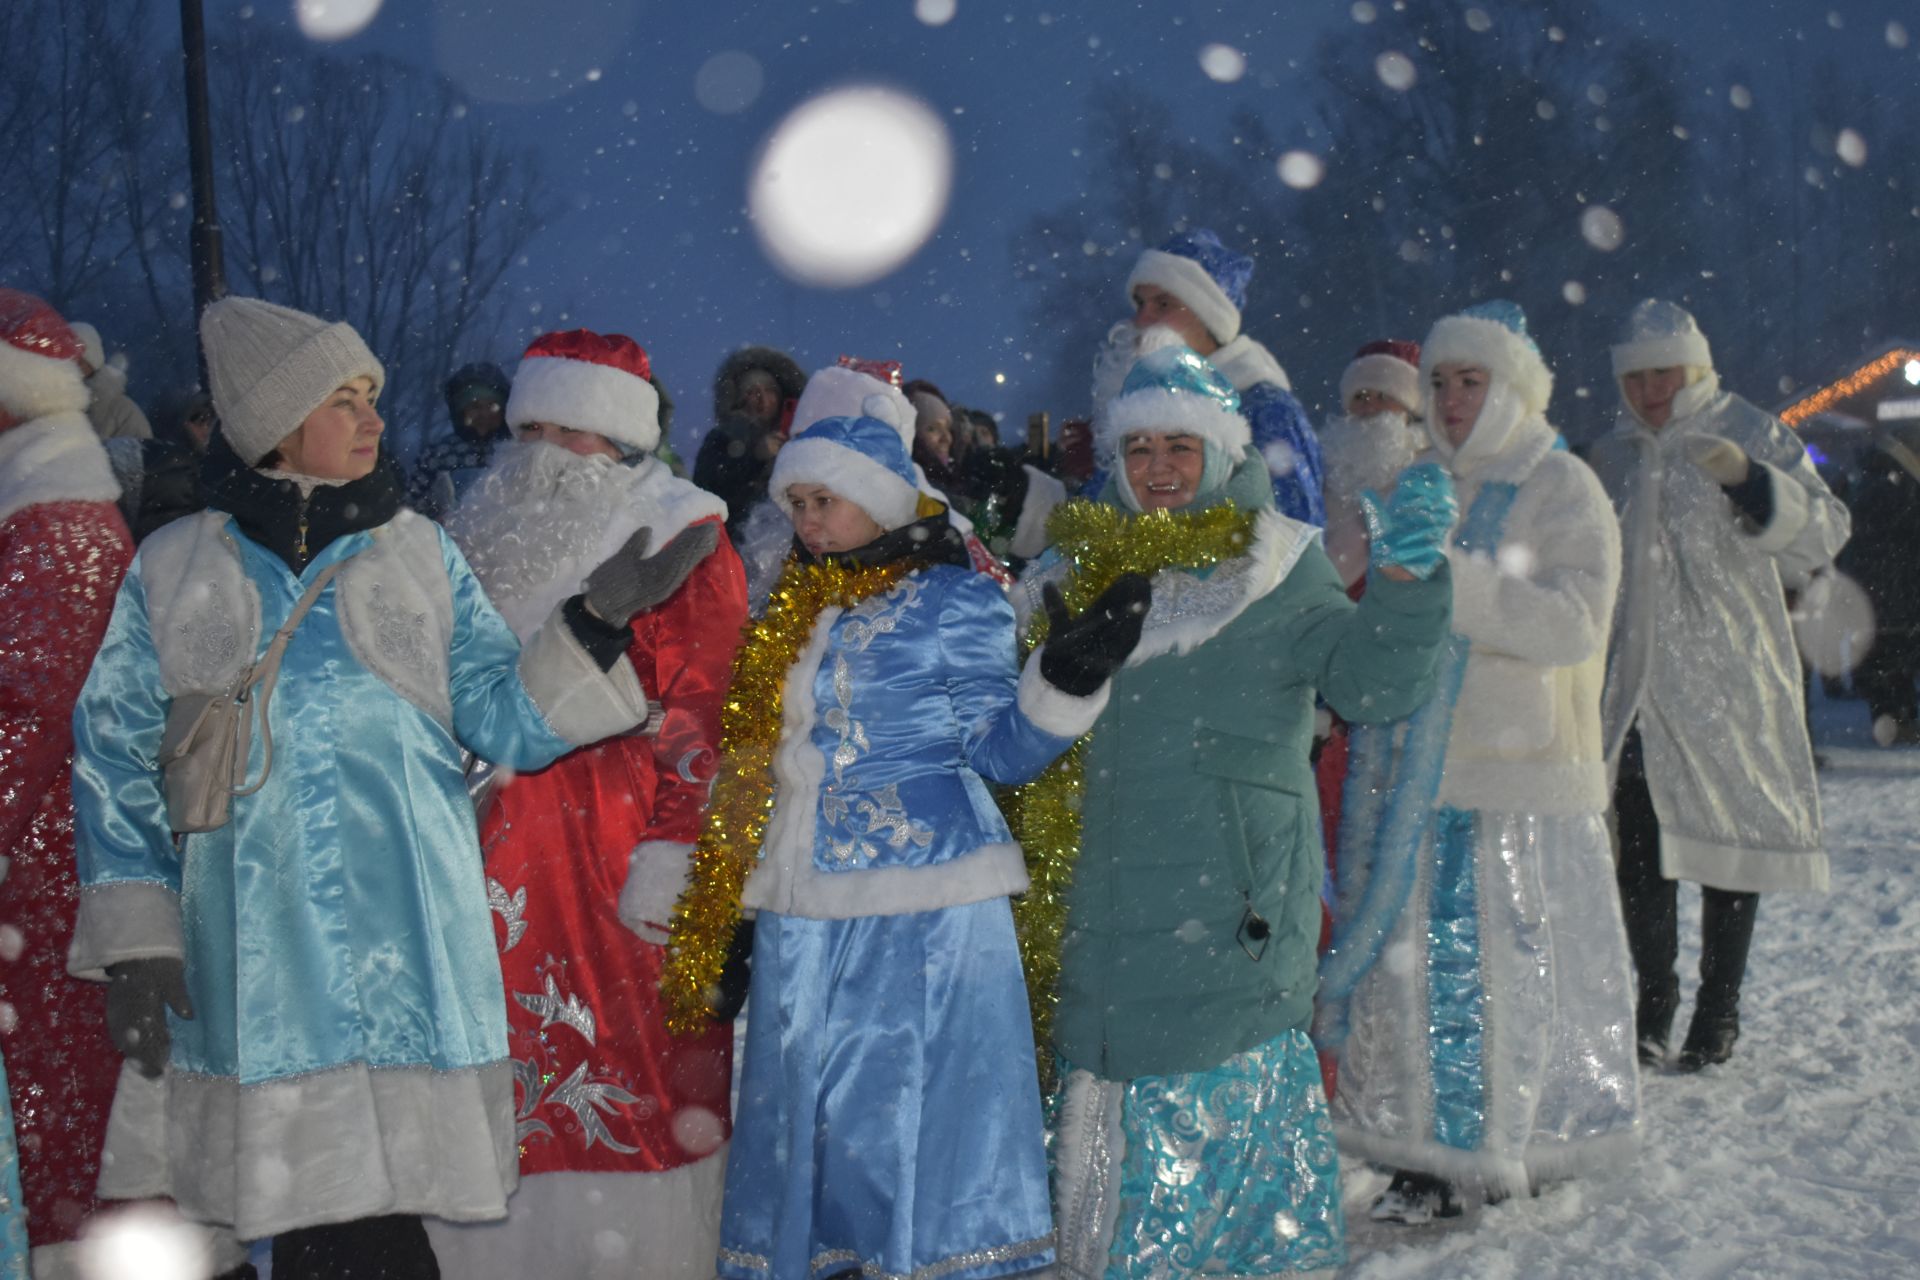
left=1781, top=348, right=1920, bottom=427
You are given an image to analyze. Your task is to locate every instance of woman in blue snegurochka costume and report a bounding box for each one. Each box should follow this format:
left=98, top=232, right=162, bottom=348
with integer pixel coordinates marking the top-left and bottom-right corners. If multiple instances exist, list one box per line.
left=1020, top=342, right=1456, bottom=1279
left=66, top=296, right=678, bottom=1278
left=685, top=414, right=1147, bottom=1280
left=1323, top=302, right=1640, bottom=1224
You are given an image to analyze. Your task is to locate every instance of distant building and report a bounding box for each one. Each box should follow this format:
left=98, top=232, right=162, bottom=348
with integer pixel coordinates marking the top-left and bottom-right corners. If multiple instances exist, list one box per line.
left=1778, top=340, right=1920, bottom=477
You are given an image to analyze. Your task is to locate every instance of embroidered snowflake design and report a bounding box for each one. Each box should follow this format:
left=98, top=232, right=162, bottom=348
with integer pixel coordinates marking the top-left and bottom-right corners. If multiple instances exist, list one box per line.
left=512, top=971, right=596, bottom=1044
left=367, top=581, right=430, bottom=669
left=179, top=580, right=242, bottom=680
left=824, top=782, right=934, bottom=865
left=840, top=577, right=922, bottom=651
left=825, top=655, right=871, bottom=785
left=511, top=1054, right=646, bottom=1154
left=486, top=877, right=528, bottom=951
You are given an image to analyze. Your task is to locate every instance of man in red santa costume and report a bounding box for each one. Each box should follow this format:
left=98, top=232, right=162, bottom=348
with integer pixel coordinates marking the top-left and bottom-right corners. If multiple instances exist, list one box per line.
left=428, top=330, right=748, bottom=1279
left=0, top=289, right=133, bottom=1274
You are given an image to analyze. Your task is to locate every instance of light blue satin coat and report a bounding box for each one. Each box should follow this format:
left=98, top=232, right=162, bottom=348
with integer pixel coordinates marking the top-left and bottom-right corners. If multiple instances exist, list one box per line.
left=70, top=517, right=575, bottom=1084
left=804, top=566, right=1070, bottom=875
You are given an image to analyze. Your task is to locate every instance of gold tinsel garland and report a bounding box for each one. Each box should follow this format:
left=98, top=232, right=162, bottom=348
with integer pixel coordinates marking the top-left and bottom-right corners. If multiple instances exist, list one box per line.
left=1005, top=498, right=1258, bottom=1062
left=661, top=554, right=918, bottom=1035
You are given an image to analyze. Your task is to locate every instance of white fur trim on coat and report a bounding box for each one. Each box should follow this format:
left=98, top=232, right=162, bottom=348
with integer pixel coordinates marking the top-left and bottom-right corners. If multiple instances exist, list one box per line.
left=1016, top=649, right=1110, bottom=739
left=1611, top=329, right=1712, bottom=378
left=68, top=881, right=185, bottom=981
left=618, top=840, right=694, bottom=944
left=97, top=1058, right=518, bottom=1239
left=506, top=355, right=661, bottom=454
left=516, top=606, right=651, bottom=747
left=0, top=340, right=90, bottom=421
left=768, top=435, right=921, bottom=531
left=1125, top=249, right=1242, bottom=344
left=1207, top=334, right=1291, bottom=393
left=1423, top=314, right=1555, bottom=417
left=1340, top=352, right=1420, bottom=413
left=0, top=412, right=120, bottom=525
left=1010, top=464, right=1066, bottom=561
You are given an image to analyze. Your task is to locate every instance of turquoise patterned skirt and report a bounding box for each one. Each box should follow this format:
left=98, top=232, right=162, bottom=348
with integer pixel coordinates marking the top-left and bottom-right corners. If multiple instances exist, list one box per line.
left=1, top=1049, right=29, bottom=1280
left=1050, top=1029, right=1344, bottom=1279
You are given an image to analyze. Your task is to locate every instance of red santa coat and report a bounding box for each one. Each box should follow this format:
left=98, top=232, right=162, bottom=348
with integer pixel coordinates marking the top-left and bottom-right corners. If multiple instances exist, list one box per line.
left=476, top=503, right=746, bottom=1176
left=0, top=414, right=132, bottom=1247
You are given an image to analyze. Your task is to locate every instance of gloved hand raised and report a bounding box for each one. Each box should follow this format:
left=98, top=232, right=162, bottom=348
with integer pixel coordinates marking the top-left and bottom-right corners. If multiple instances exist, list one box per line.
left=1361, top=462, right=1459, bottom=581
left=584, top=521, right=721, bottom=627
left=105, top=957, right=193, bottom=1079
left=1039, top=573, right=1152, bottom=697
left=1682, top=434, right=1751, bottom=486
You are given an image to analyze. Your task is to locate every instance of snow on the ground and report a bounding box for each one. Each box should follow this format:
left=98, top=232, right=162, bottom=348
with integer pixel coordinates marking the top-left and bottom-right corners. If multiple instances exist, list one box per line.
left=1339, top=689, right=1920, bottom=1279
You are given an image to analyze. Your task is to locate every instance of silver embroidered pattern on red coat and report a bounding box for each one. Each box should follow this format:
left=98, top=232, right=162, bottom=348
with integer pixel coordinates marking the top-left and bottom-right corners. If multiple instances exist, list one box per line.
left=0, top=501, right=131, bottom=1246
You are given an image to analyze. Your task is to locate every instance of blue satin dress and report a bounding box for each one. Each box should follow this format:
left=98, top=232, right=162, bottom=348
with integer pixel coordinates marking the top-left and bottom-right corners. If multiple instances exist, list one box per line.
left=721, top=564, right=1083, bottom=1280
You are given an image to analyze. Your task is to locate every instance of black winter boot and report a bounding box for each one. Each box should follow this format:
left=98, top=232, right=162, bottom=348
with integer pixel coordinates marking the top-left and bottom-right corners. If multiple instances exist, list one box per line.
left=1370, top=1169, right=1462, bottom=1224
left=1636, top=972, right=1681, bottom=1065
left=1678, top=889, right=1759, bottom=1072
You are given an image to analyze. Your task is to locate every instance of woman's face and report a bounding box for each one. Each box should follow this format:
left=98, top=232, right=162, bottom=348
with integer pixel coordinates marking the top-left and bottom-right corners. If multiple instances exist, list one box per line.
left=786, top=482, right=886, bottom=556
left=1430, top=363, right=1490, bottom=449
left=1623, top=366, right=1689, bottom=430
left=1122, top=431, right=1206, bottom=511
left=274, top=377, right=383, bottom=480
left=518, top=420, right=625, bottom=460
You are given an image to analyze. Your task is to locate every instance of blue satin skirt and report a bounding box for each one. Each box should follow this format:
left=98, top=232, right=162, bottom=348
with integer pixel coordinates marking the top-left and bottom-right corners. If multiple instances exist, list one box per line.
left=717, top=900, right=1055, bottom=1280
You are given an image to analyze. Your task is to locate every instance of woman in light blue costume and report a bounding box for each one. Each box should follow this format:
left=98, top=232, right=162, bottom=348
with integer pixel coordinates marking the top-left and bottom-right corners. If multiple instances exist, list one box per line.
left=1323, top=302, right=1640, bottom=1224
left=701, top=415, right=1144, bottom=1280
left=1025, top=344, right=1455, bottom=1279
left=67, top=297, right=688, bottom=1276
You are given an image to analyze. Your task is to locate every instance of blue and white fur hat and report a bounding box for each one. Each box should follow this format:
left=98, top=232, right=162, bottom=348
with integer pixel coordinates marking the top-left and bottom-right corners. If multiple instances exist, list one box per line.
left=1099, top=344, right=1251, bottom=510
left=1419, top=298, right=1555, bottom=417
left=769, top=414, right=923, bottom=531
left=1125, top=228, right=1255, bottom=346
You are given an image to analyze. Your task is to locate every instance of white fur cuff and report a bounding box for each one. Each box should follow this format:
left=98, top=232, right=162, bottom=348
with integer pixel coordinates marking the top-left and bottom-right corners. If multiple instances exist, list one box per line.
left=1017, top=649, right=1111, bottom=740
left=618, top=840, right=694, bottom=945
left=68, top=881, right=185, bottom=982
left=518, top=607, right=651, bottom=747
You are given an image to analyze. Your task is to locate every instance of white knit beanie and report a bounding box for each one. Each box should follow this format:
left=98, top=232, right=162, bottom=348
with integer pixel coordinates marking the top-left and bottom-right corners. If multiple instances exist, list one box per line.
left=201, top=296, right=385, bottom=465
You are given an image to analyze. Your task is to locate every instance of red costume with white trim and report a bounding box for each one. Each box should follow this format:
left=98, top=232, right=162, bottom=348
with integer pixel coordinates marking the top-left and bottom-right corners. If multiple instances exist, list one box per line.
left=0, top=289, right=133, bottom=1254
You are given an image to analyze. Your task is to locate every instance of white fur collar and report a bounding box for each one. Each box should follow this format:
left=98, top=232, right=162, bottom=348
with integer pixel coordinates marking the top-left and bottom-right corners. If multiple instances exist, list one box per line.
left=1208, top=335, right=1292, bottom=393
left=1425, top=402, right=1558, bottom=487
left=1125, top=508, right=1316, bottom=666
left=0, top=413, right=121, bottom=525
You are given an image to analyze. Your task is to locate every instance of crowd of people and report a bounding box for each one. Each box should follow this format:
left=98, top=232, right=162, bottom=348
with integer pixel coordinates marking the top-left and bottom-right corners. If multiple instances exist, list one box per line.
left=0, top=219, right=1866, bottom=1280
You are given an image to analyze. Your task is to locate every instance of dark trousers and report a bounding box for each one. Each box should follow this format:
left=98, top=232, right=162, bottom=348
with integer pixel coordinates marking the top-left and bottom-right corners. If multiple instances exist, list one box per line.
left=270, top=1214, right=440, bottom=1280
left=1855, top=629, right=1920, bottom=732
left=1613, top=730, right=1759, bottom=1034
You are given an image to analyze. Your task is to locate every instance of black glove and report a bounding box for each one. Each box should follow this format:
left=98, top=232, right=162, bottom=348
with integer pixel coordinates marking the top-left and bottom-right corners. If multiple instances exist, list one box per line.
left=583, top=522, right=722, bottom=626
left=1038, top=573, right=1152, bottom=697
left=712, top=918, right=755, bottom=1024
left=105, top=957, right=193, bottom=1078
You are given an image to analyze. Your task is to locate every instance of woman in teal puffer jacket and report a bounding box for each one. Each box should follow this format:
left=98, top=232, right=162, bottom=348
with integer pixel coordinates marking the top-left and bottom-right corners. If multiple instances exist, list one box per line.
left=1015, top=343, right=1455, bottom=1279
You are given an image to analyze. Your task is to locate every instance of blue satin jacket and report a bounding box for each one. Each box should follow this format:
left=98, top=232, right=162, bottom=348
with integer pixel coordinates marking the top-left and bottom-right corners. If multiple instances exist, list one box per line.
left=744, top=562, right=1094, bottom=919
left=70, top=517, right=575, bottom=1085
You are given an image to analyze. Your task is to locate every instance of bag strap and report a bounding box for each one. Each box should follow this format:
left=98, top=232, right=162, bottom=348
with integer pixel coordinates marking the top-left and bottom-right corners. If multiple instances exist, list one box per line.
left=231, top=556, right=352, bottom=797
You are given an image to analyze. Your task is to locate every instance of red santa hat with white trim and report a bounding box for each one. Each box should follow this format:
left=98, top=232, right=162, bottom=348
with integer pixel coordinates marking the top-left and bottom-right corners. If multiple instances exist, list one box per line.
left=1339, top=339, right=1422, bottom=415
left=506, top=329, right=662, bottom=456
left=0, top=288, right=90, bottom=424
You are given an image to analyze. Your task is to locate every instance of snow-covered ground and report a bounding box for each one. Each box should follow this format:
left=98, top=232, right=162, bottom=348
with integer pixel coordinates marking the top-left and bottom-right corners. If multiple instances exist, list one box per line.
left=1339, top=689, right=1920, bottom=1279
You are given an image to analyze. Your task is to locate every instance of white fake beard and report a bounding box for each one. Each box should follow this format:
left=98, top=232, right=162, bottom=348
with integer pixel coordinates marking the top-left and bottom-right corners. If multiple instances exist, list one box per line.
left=445, top=440, right=650, bottom=640
left=1321, top=411, right=1421, bottom=508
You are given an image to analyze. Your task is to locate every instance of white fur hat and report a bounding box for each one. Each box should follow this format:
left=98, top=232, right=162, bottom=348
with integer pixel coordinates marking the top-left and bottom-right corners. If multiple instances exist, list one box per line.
left=1420, top=300, right=1554, bottom=417
left=769, top=414, right=923, bottom=531
left=507, top=329, right=662, bottom=455
left=790, top=364, right=918, bottom=453
left=1338, top=339, right=1422, bottom=414
left=0, top=289, right=90, bottom=421
left=1611, top=299, right=1713, bottom=377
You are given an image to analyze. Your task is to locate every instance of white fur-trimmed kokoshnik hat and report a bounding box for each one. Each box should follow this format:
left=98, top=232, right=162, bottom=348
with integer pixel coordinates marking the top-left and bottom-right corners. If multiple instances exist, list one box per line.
left=1420, top=299, right=1555, bottom=417
left=769, top=414, right=924, bottom=532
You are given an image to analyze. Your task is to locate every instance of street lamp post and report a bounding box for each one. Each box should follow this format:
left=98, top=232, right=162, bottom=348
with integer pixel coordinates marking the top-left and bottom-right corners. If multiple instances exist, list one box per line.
left=180, top=0, right=227, bottom=320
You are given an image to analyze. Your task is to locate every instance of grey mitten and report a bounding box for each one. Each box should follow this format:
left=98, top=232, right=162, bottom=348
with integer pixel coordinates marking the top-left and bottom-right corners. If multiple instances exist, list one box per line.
left=583, top=522, right=721, bottom=626
left=105, top=957, right=193, bottom=1078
